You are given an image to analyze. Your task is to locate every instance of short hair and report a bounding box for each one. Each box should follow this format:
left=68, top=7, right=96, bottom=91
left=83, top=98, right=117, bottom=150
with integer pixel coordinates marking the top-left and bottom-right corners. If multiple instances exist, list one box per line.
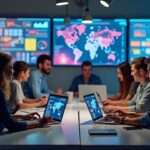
left=81, top=61, right=92, bottom=69
left=36, top=54, right=51, bottom=68
left=131, top=58, right=148, bottom=72
left=13, top=61, right=29, bottom=78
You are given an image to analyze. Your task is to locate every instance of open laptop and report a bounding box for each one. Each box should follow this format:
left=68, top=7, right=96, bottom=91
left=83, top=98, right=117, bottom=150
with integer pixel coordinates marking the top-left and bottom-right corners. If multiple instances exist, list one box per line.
left=43, top=94, right=68, bottom=123
left=83, top=93, right=115, bottom=124
left=79, top=85, right=107, bottom=102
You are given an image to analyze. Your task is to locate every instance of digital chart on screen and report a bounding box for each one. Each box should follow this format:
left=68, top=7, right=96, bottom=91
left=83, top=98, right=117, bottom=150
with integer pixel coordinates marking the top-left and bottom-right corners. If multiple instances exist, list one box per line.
left=0, top=18, right=51, bottom=64
left=129, top=19, right=150, bottom=61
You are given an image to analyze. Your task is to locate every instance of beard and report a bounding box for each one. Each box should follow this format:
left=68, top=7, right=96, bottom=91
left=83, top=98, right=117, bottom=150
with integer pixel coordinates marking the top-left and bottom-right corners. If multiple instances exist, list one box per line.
left=41, top=68, right=51, bottom=75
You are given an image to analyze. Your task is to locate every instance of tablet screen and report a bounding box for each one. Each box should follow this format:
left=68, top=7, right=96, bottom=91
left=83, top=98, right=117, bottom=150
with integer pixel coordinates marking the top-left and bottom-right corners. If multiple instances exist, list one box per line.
left=43, top=94, right=68, bottom=121
left=84, top=93, right=103, bottom=121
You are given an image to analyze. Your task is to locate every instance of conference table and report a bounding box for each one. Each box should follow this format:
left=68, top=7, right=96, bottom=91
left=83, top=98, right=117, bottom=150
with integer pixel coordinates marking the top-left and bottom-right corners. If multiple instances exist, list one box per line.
left=0, top=100, right=150, bottom=150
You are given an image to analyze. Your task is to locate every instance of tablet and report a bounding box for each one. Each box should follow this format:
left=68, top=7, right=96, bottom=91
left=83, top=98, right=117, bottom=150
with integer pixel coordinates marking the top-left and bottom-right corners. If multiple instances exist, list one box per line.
left=43, top=94, right=68, bottom=122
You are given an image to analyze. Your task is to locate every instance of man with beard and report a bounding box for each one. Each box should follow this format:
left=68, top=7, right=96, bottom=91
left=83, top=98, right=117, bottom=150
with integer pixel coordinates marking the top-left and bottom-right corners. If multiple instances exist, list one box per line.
left=28, top=54, right=52, bottom=99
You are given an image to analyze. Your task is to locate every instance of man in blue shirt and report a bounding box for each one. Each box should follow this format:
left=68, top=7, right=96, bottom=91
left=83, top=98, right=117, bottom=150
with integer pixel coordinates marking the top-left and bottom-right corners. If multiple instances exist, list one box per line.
left=69, top=61, right=101, bottom=96
left=27, top=54, right=52, bottom=99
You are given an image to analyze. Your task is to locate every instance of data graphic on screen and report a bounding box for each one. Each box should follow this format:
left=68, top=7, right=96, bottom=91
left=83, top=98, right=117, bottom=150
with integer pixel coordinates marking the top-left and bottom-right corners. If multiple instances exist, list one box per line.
left=84, top=94, right=103, bottom=120
left=0, top=18, right=51, bottom=64
left=53, top=18, right=127, bottom=66
left=44, top=95, right=67, bottom=121
left=129, top=19, right=150, bottom=61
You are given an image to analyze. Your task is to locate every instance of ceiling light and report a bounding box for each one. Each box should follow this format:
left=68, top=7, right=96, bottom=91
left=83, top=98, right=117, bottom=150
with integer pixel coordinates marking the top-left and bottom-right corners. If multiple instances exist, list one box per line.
left=100, top=0, right=112, bottom=8
left=56, top=0, right=69, bottom=6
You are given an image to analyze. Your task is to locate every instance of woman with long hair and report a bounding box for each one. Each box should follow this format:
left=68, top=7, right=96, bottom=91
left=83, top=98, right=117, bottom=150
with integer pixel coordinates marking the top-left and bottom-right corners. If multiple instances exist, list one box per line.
left=0, top=52, right=43, bottom=132
left=108, top=62, right=136, bottom=101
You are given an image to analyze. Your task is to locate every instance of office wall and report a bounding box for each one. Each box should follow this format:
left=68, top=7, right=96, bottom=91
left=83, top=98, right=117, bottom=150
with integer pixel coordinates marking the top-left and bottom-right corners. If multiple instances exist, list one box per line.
left=0, top=0, right=150, bottom=94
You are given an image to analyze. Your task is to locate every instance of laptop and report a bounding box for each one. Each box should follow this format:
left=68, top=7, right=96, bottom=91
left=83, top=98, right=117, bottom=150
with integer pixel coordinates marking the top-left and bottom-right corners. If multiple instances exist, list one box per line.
left=79, top=85, right=107, bottom=102
left=83, top=93, right=115, bottom=124
left=43, top=94, right=68, bottom=123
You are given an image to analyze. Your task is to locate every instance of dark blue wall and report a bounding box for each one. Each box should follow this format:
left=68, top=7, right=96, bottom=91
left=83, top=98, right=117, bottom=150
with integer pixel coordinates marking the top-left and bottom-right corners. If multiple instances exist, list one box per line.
left=0, top=0, right=150, bottom=94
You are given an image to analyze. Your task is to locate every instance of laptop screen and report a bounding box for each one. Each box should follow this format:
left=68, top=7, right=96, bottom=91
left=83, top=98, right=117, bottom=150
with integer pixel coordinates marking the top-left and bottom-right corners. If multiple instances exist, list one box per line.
left=43, top=94, right=68, bottom=121
left=84, top=93, right=103, bottom=121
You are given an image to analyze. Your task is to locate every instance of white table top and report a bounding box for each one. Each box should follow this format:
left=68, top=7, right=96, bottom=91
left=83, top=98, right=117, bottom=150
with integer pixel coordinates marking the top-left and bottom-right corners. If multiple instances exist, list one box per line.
left=0, top=101, right=150, bottom=147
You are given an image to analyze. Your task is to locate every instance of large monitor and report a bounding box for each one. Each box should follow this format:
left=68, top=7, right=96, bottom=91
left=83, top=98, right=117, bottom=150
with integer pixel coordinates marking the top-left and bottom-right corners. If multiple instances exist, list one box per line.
left=53, top=18, right=127, bottom=66
left=0, top=18, right=51, bottom=65
left=129, top=19, right=150, bottom=61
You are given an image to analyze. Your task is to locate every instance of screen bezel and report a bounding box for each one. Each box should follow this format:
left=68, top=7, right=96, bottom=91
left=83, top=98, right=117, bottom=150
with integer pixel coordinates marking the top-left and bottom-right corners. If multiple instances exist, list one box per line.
left=52, top=18, right=127, bottom=67
left=84, top=93, right=103, bottom=121
left=43, top=94, right=68, bottom=122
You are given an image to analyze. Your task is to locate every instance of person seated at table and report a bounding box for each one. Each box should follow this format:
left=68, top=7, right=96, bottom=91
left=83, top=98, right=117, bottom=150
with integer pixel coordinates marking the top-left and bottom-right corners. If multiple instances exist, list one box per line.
left=107, top=109, right=150, bottom=128
left=108, top=62, right=138, bottom=101
left=104, top=58, right=150, bottom=113
left=104, top=62, right=139, bottom=107
left=69, top=61, right=101, bottom=97
left=0, top=52, right=45, bottom=133
left=9, top=61, right=47, bottom=112
left=27, top=54, right=52, bottom=99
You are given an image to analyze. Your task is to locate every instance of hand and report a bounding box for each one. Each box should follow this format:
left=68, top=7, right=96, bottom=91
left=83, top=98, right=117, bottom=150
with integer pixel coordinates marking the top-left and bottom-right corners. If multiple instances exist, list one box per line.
left=14, top=112, right=41, bottom=121
left=111, top=109, right=128, bottom=116
left=39, top=96, right=48, bottom=106
left=41, top=117, right=53, bottom=126
left=55, top=88, right=63, bottom=95
left=103, top=100, right=112, bottom=105
left=40, top=99, right=48, bottom=106
left=39, top=96, right=48, bottom=101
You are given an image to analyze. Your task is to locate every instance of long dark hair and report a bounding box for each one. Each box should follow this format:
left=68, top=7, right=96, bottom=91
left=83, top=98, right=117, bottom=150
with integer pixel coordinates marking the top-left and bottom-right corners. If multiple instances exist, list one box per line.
left=0, top=52, right=12, bottom=99
left=118, top=62, right=133, bottom=99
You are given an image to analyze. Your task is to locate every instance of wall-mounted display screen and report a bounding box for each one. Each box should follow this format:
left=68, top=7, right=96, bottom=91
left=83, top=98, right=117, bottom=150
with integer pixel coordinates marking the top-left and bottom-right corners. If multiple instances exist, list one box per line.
left=129, top=19, right=150, bottom=61
left=53, top=18, right=127, bottom=66
left=0, top=18, right=51, bottom=64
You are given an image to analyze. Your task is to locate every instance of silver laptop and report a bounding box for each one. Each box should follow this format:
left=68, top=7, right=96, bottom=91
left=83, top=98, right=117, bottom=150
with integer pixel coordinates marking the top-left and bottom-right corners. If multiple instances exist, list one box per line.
left=79, top=85, right=107, bottom=102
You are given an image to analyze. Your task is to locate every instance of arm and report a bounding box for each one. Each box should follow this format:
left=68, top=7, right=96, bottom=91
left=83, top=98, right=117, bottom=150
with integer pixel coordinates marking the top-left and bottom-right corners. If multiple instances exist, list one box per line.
left=108, top=93, right=122, bottom=100
left=23, top=98, right=41, bottom=103
left=17, top=101, right=44, bottom=109
left=123, top=116, right=140, bottom=126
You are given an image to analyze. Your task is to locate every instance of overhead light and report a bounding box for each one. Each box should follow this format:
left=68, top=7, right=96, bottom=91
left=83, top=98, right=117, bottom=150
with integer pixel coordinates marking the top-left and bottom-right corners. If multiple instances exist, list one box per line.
left=100, top=0, right=112, bottom=8
left=56, top=0, right=69, bottom=6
